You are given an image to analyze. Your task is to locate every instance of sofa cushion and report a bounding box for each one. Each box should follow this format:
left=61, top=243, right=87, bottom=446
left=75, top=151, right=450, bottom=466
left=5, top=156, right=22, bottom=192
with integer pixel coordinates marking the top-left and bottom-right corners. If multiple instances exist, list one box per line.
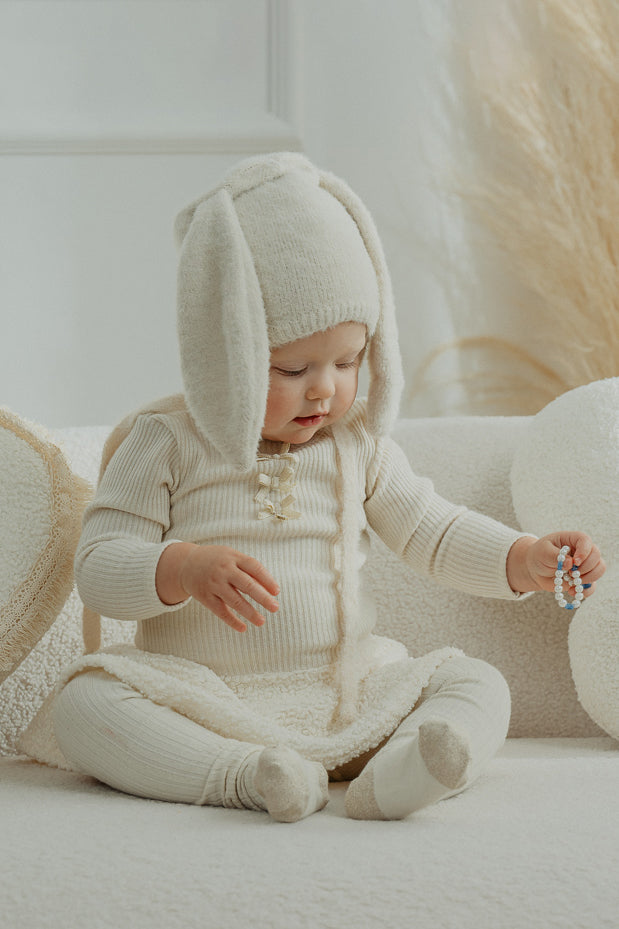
left=1, top=737, right=617, bottom=929
left=0, top=409, right=90, bottom=684
left=0, top=419, right=133, bottom=755
left=511, top=378, right=619, bottom=740
left=367, top=415, right=602, bottom=738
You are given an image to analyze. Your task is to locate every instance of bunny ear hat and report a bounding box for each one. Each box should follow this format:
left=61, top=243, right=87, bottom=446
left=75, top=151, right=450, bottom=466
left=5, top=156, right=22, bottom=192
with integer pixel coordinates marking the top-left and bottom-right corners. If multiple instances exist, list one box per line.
left=175, top=152, right=404, bottom=470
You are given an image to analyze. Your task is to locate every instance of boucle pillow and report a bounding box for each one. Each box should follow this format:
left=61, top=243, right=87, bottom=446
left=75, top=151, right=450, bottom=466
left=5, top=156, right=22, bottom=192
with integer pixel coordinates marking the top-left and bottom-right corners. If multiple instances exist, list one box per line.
left=0, top=419, right=137, bottom=758
left=0, top=408, right=91, bottom=684
left=0, top=426, right=135, bottom=763
left=510, top=379, right=619, bottom=740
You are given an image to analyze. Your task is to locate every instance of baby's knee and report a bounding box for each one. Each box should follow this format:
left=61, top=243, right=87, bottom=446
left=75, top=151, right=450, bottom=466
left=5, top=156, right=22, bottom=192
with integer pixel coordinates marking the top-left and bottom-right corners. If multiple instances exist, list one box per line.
left=455, top=656, right=511, bottom=728
left=428, top=655, right=511, bottom=712
left=457, top=655, right=509, bottom=692
left=444, top=653, right=506, bottom=682
left=52, top=670, right=120, bottom=770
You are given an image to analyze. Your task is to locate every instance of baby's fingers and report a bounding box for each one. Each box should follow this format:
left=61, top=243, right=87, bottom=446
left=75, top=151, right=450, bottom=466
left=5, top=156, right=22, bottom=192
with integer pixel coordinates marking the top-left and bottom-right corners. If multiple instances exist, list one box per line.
left=574, top=553, right=606, bottom=588
left=237, top=555, right=280, bottom=596
left=560, top=536, right=605, bottom=582
left=561, top=542, right=605, bottom=602
left=223, top=584, right=270, bottom=630
left=207, top=595, right=253, bottom=633
left=205, top=585, right=268, bottom=632
left=233, top=570, right=280, bottom=616
left=221, top=561, right=281, bottom=630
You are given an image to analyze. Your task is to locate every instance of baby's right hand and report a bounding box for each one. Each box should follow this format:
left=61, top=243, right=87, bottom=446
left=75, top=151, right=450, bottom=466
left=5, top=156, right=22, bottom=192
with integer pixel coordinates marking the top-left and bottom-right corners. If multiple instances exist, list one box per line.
left=156, top=542, right=279, bottom=632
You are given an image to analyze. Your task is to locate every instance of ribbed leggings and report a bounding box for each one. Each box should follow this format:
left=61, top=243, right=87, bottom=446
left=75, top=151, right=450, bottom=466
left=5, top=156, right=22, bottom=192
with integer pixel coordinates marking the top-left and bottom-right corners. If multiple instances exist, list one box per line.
left=52, top=655, right=510, bottom=810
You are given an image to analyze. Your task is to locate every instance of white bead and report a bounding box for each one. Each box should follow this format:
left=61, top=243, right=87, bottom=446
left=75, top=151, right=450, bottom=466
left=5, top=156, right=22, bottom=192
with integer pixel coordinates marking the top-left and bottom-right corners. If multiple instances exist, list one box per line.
left=554, top=547, right=588, bottom=612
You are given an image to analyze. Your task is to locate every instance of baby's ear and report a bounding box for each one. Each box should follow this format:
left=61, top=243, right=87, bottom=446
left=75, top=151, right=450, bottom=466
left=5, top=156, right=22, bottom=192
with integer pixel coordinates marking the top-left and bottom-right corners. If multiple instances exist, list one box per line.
left=177, top=188, right=269, bottom=471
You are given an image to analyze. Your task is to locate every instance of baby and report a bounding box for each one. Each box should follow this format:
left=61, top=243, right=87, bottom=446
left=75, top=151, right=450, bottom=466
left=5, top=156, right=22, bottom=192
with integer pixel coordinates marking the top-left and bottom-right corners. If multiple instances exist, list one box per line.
left=53, top=153, right=605, bottom=821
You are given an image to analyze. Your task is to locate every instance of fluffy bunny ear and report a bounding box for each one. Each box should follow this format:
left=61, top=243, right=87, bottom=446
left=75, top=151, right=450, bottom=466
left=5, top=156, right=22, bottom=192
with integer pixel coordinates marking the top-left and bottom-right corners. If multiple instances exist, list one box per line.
left=318, top=171, right=404, bottom=438
left=176, top=188, right=269, bottom=471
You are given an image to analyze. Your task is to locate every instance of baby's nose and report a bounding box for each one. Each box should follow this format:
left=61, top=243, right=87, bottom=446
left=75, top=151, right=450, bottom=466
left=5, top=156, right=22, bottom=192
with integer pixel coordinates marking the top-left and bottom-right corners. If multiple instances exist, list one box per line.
left=307, top=372, right=336, bottom=400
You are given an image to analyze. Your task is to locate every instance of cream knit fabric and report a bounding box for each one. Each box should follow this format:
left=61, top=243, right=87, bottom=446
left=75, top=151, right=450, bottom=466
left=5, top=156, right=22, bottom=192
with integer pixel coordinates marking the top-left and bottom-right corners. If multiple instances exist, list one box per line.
left=175, top=152, right=403, bottom=471
left=53, top=669, right=329, bottom=821
left=62, top=401, right=527, bottom=772
left=345, top=656, right=511, bottom=819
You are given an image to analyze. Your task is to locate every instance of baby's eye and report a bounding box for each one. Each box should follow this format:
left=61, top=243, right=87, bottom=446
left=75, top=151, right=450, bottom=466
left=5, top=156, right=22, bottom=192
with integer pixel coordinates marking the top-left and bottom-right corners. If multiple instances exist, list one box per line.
left=336, top=360, right=359, bottom=369
left=274, top=367, right=307, bottom=377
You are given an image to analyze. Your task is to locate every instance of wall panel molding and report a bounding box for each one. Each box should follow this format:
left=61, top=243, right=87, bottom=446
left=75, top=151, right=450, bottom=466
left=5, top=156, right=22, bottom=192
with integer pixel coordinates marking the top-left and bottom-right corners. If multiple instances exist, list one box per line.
left=0, top=0, right=302, bottom=155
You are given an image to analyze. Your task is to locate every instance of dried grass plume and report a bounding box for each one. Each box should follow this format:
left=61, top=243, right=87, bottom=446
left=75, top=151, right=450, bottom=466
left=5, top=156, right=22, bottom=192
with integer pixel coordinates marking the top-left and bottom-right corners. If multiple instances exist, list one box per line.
left=414, top=0, right=619, bottom=415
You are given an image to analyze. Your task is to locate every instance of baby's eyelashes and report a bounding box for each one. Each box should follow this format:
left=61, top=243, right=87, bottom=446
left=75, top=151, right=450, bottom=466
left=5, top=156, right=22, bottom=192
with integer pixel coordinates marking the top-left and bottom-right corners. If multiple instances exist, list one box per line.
left=273, top=367, right=307, bottom=377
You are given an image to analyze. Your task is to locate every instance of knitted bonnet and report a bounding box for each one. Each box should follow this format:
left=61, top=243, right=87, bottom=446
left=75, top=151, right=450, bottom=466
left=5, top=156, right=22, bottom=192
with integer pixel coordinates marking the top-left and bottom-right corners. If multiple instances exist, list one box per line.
left=175, top=152, right=403, bottom=470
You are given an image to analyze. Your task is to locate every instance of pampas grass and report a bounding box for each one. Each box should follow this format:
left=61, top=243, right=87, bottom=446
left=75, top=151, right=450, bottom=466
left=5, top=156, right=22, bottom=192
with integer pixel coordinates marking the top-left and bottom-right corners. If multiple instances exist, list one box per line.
left=413, top=0, right=619, bottom=414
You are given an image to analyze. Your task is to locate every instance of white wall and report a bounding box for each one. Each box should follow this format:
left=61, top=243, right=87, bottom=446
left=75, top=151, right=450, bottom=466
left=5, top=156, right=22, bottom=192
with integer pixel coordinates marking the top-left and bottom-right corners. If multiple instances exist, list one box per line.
left=0, top=0, right=457, bottom=428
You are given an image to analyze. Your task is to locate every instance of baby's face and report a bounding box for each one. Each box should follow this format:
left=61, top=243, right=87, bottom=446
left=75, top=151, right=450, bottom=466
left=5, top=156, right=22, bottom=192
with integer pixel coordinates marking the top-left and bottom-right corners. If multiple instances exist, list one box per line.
left=262, top=322, right=367, bottom=445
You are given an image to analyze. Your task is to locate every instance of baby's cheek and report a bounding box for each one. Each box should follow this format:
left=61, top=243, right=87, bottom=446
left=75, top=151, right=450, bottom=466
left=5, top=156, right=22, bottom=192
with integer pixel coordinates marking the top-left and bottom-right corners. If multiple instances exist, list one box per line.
left=264, top=382, right=296, bottom=423
left=266, top=387, right=286, bottom=412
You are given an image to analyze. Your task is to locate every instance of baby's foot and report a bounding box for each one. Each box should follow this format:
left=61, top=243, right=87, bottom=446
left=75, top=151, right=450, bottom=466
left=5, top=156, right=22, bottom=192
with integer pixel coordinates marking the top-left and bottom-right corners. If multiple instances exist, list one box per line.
left=418, top=718, right=471, bottom=790
left=345, top=718, right=471, bottom=821
left=344, top=765, right=384, bottom=820
left=254, top=746, right=329, bottom=822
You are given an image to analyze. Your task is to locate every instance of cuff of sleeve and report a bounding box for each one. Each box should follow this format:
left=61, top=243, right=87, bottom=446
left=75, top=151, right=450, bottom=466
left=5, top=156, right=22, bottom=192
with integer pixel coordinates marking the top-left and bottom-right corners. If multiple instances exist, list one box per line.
left=435, top=514, right=537, bottom=601
left=83, top=538, right=192, bottom=621
left=504, top=534, right=538, bottom=601
left=154, top=539, right=193, bottom=612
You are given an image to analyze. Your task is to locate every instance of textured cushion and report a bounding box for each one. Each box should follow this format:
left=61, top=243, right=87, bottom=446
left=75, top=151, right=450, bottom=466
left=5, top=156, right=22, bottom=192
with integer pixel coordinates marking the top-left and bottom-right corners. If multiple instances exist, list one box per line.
left=5, top=409, right=602, bottom=759
left=368, top=415, right=601, bottom=738
left=2, top=736, right=619, bottom=929
left=0, top=421, right=136, bottom=756
left=511, top=379, right=619, bottom=740
left=0, top=409, right=90, bottom=683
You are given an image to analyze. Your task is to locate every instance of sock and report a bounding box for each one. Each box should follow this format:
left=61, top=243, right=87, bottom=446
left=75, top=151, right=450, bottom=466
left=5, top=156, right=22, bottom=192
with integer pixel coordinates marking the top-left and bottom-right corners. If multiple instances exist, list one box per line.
left=345, top=717, right=471, bottom=821
left=54, top=670, right=321, bottom=816
left=346, top=655, right=510, bottom=821
left=252, top=746, right=329, bottom=822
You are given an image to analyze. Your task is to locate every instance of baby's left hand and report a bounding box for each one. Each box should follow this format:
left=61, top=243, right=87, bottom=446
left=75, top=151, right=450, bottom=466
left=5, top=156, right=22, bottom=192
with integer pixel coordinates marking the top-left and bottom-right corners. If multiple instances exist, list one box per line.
left=508, top=532, right=606, bottom=596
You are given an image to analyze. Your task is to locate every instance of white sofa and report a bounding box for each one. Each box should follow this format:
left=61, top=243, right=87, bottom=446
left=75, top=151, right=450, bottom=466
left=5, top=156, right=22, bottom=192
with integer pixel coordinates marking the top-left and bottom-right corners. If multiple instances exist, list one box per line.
left=1, top=414, right=617, bottom=929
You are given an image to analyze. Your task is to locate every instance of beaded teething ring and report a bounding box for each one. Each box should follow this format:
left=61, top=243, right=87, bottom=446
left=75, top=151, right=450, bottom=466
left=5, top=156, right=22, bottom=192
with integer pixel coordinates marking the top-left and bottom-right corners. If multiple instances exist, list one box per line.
left=554, top=545, right=585, bottom=610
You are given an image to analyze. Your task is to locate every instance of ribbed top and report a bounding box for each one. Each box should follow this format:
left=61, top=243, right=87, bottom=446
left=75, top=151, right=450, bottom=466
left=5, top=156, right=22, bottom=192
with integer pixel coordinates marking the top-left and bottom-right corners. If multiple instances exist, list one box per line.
left=75, top=401, right=526, bottom=685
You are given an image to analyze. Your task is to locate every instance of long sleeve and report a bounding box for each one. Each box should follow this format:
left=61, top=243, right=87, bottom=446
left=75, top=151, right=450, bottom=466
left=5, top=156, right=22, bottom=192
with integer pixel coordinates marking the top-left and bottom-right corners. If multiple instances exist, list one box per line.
left=364, top=437, right=528, bottom=600
left=74, top=414, right=188, bottom=621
